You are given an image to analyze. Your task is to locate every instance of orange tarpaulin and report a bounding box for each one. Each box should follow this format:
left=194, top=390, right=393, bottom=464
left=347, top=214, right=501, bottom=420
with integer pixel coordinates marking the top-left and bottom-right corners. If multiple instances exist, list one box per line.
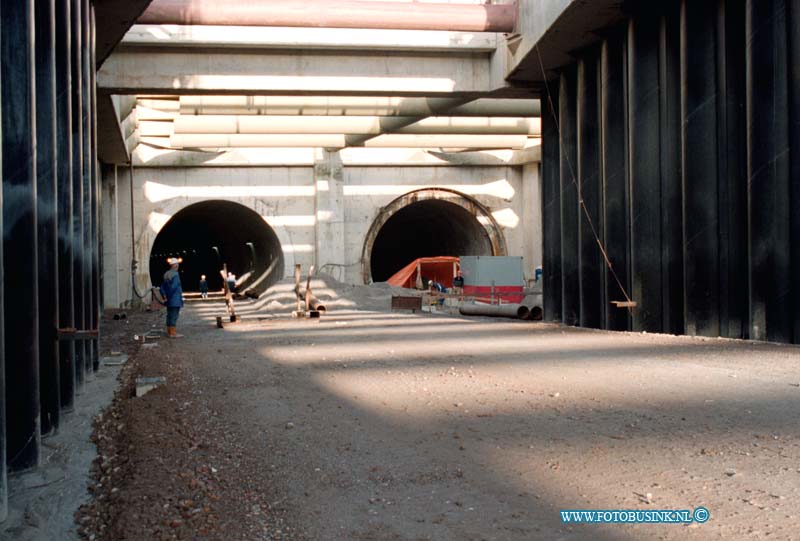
left=386, top=256, right=460, bottom=289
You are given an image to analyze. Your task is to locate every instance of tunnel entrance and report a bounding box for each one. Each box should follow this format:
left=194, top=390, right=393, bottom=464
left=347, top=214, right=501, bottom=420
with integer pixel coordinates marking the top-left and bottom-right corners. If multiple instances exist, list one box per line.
left=363, top=189, right=505, bottom=283
left=149, top=200, right=284, bottom=294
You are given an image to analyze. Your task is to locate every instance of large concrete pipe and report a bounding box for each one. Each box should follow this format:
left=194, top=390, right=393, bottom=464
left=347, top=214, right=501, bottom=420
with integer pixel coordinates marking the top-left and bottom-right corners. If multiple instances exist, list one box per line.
left=171, top=116, right=541, bottom=136
left=140, top=0, right=517, bottom=33
left=459, top=303, right=530, bottom=319
left=179, top=97, right=541, bottom=118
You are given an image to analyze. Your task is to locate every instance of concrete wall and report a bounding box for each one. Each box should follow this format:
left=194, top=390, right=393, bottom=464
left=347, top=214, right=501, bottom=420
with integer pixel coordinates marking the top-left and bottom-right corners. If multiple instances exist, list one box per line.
left=102, top=151, right=541, bottom=308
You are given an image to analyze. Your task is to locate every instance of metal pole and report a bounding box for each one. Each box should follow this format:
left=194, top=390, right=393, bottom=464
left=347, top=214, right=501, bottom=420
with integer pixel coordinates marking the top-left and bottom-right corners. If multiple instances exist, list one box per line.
left=2, top=0, right=41, bottom=471
left=81, top=0, right=92, bottom=377
left=89, top=3, right=99, bottom=371
left=56, top=0, right=75, bottom=411
left=71, top=0, right=85, bottom=390
left=0, top=0, right=5, bottom=521
left=35, top=0, right=60, bottom=435
left=129, top=162, right=137, bottom=299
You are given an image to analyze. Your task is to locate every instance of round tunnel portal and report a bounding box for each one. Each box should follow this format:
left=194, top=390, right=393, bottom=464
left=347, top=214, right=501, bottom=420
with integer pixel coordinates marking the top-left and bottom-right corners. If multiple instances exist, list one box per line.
left=149, top=200, right=284, bottom=294
left=366, top=194, right=501, bottom=283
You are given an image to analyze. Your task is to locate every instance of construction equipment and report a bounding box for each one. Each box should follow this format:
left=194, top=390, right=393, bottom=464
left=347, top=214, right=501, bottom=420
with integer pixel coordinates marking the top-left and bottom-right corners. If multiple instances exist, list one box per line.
left=293, top=264, right=326, bottom=318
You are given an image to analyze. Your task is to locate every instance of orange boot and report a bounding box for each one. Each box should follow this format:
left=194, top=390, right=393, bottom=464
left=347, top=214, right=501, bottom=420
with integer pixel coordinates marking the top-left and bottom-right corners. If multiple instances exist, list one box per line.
left=168, top=326, right=183, bottom=338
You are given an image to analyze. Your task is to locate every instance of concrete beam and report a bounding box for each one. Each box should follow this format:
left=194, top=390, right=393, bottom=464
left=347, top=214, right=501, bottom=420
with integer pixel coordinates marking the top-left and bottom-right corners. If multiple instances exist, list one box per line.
left=169, top=115, right=541, bottom=135
left=139, top=0, right=517, bottom=33
left=178, top=96, right=540, bottom=117
left=167, top=133, right=529, bottom=149
left=97, top=94, right=131, bottom=164
left=505, top=0, right=626, bottom=84
left=95, top=0, right=153, bottom=66
left=97, top=49, right=492, bottom=96
left=131, top=143, right=541, bottom=167
left=123, top=24, right=498, bottom=53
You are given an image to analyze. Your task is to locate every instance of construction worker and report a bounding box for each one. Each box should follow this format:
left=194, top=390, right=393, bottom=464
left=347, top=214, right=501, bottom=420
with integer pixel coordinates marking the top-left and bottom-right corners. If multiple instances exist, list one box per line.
left=199, top=274, right=209, bottom=299
left=160, top=257, right=184, bottom=337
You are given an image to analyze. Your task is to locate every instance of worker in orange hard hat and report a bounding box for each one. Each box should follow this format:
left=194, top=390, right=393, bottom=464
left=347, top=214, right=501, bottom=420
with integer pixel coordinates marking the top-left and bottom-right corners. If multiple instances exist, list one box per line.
left=159, top=257, right=184, bottom=337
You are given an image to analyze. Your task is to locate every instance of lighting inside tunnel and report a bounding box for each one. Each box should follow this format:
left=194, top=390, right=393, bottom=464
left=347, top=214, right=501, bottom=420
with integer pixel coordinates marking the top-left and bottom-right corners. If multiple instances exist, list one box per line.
left=149, top=200, right=284, bottom=293
left=369, top=199, right=493, bottom=282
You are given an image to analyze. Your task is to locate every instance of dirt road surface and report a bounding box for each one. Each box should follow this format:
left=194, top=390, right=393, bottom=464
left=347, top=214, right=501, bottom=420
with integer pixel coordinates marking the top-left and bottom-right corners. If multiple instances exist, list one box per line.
left=79, top=299, right=800, bottom=540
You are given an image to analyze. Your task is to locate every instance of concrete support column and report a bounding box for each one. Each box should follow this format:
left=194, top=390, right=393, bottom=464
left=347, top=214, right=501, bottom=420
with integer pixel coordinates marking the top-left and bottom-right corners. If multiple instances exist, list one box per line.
left=2, top=0, right=40, bottom=471
left=70, top=0, right=85, bottom=389
left=56, top=0, right=75, bottom=411
left=314, top=149, right=346, bottom=273
left=116, top=165, right=133, bottom=306
left=101, top=165, right=120, bottom=308
left=520, top=163, right=541, bottom=285
left=35, top=0, right=60, bottom=435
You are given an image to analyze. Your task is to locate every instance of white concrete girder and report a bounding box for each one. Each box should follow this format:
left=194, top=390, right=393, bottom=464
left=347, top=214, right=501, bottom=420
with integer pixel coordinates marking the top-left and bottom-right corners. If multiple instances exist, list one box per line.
left=130, top=145, right=542, bottom=167
left=169, top=115, right=541, bottom=136
left=97, top=49, right=493, bottom=96
left=167, top=133, right=529, bottom=149
left=178, top=96, right=540, bottom=116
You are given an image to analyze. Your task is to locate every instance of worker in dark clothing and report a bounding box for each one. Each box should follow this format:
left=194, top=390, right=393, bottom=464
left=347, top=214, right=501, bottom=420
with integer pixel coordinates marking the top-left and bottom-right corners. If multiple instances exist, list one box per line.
left=453, top=271, right=465, bottom=300
left=199, top=274, right=209, bottom=299
left=160, top=257, right=184, bottom=338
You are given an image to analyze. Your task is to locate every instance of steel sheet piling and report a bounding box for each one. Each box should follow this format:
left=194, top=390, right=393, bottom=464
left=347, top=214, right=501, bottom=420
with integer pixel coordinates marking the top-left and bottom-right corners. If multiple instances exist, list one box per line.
left=2, top=0, right=41, bottom=471
left=56, top=0, right=75, bottom=410
left=35, top=0, right=60, bottom=435
left=70, top=0, right=85, bottom=388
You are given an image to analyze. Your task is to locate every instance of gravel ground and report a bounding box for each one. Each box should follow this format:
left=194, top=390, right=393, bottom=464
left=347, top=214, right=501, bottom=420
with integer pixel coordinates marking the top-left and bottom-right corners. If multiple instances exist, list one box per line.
left=76, top=286, right=800, bottom=541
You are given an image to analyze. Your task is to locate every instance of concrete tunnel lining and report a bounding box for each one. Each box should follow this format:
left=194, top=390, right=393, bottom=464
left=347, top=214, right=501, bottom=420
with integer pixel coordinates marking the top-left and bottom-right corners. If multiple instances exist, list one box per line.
left=362, top=188, right=506, bottom=284
left=149, top=200, right=284, bottom=294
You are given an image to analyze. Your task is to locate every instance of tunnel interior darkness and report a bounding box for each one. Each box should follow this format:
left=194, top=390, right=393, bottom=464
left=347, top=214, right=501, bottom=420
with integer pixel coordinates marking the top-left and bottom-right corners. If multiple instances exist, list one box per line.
left=150, top=200, right=284, bottom=294
left=370, top=198, right=493, bottom=282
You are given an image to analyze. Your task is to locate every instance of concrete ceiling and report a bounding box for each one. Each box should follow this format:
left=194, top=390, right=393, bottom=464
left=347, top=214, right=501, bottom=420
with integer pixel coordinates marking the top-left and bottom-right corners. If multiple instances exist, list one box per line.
left=95, top=0, right=154, bottom=66
left=506, top=0, right=627, bottom=85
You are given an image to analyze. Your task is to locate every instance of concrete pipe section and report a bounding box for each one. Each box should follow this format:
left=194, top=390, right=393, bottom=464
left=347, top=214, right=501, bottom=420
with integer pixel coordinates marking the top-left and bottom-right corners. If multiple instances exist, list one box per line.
left=363, top=188, right=506, bottom=283
left=149, top=200, right=284, bottom=294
